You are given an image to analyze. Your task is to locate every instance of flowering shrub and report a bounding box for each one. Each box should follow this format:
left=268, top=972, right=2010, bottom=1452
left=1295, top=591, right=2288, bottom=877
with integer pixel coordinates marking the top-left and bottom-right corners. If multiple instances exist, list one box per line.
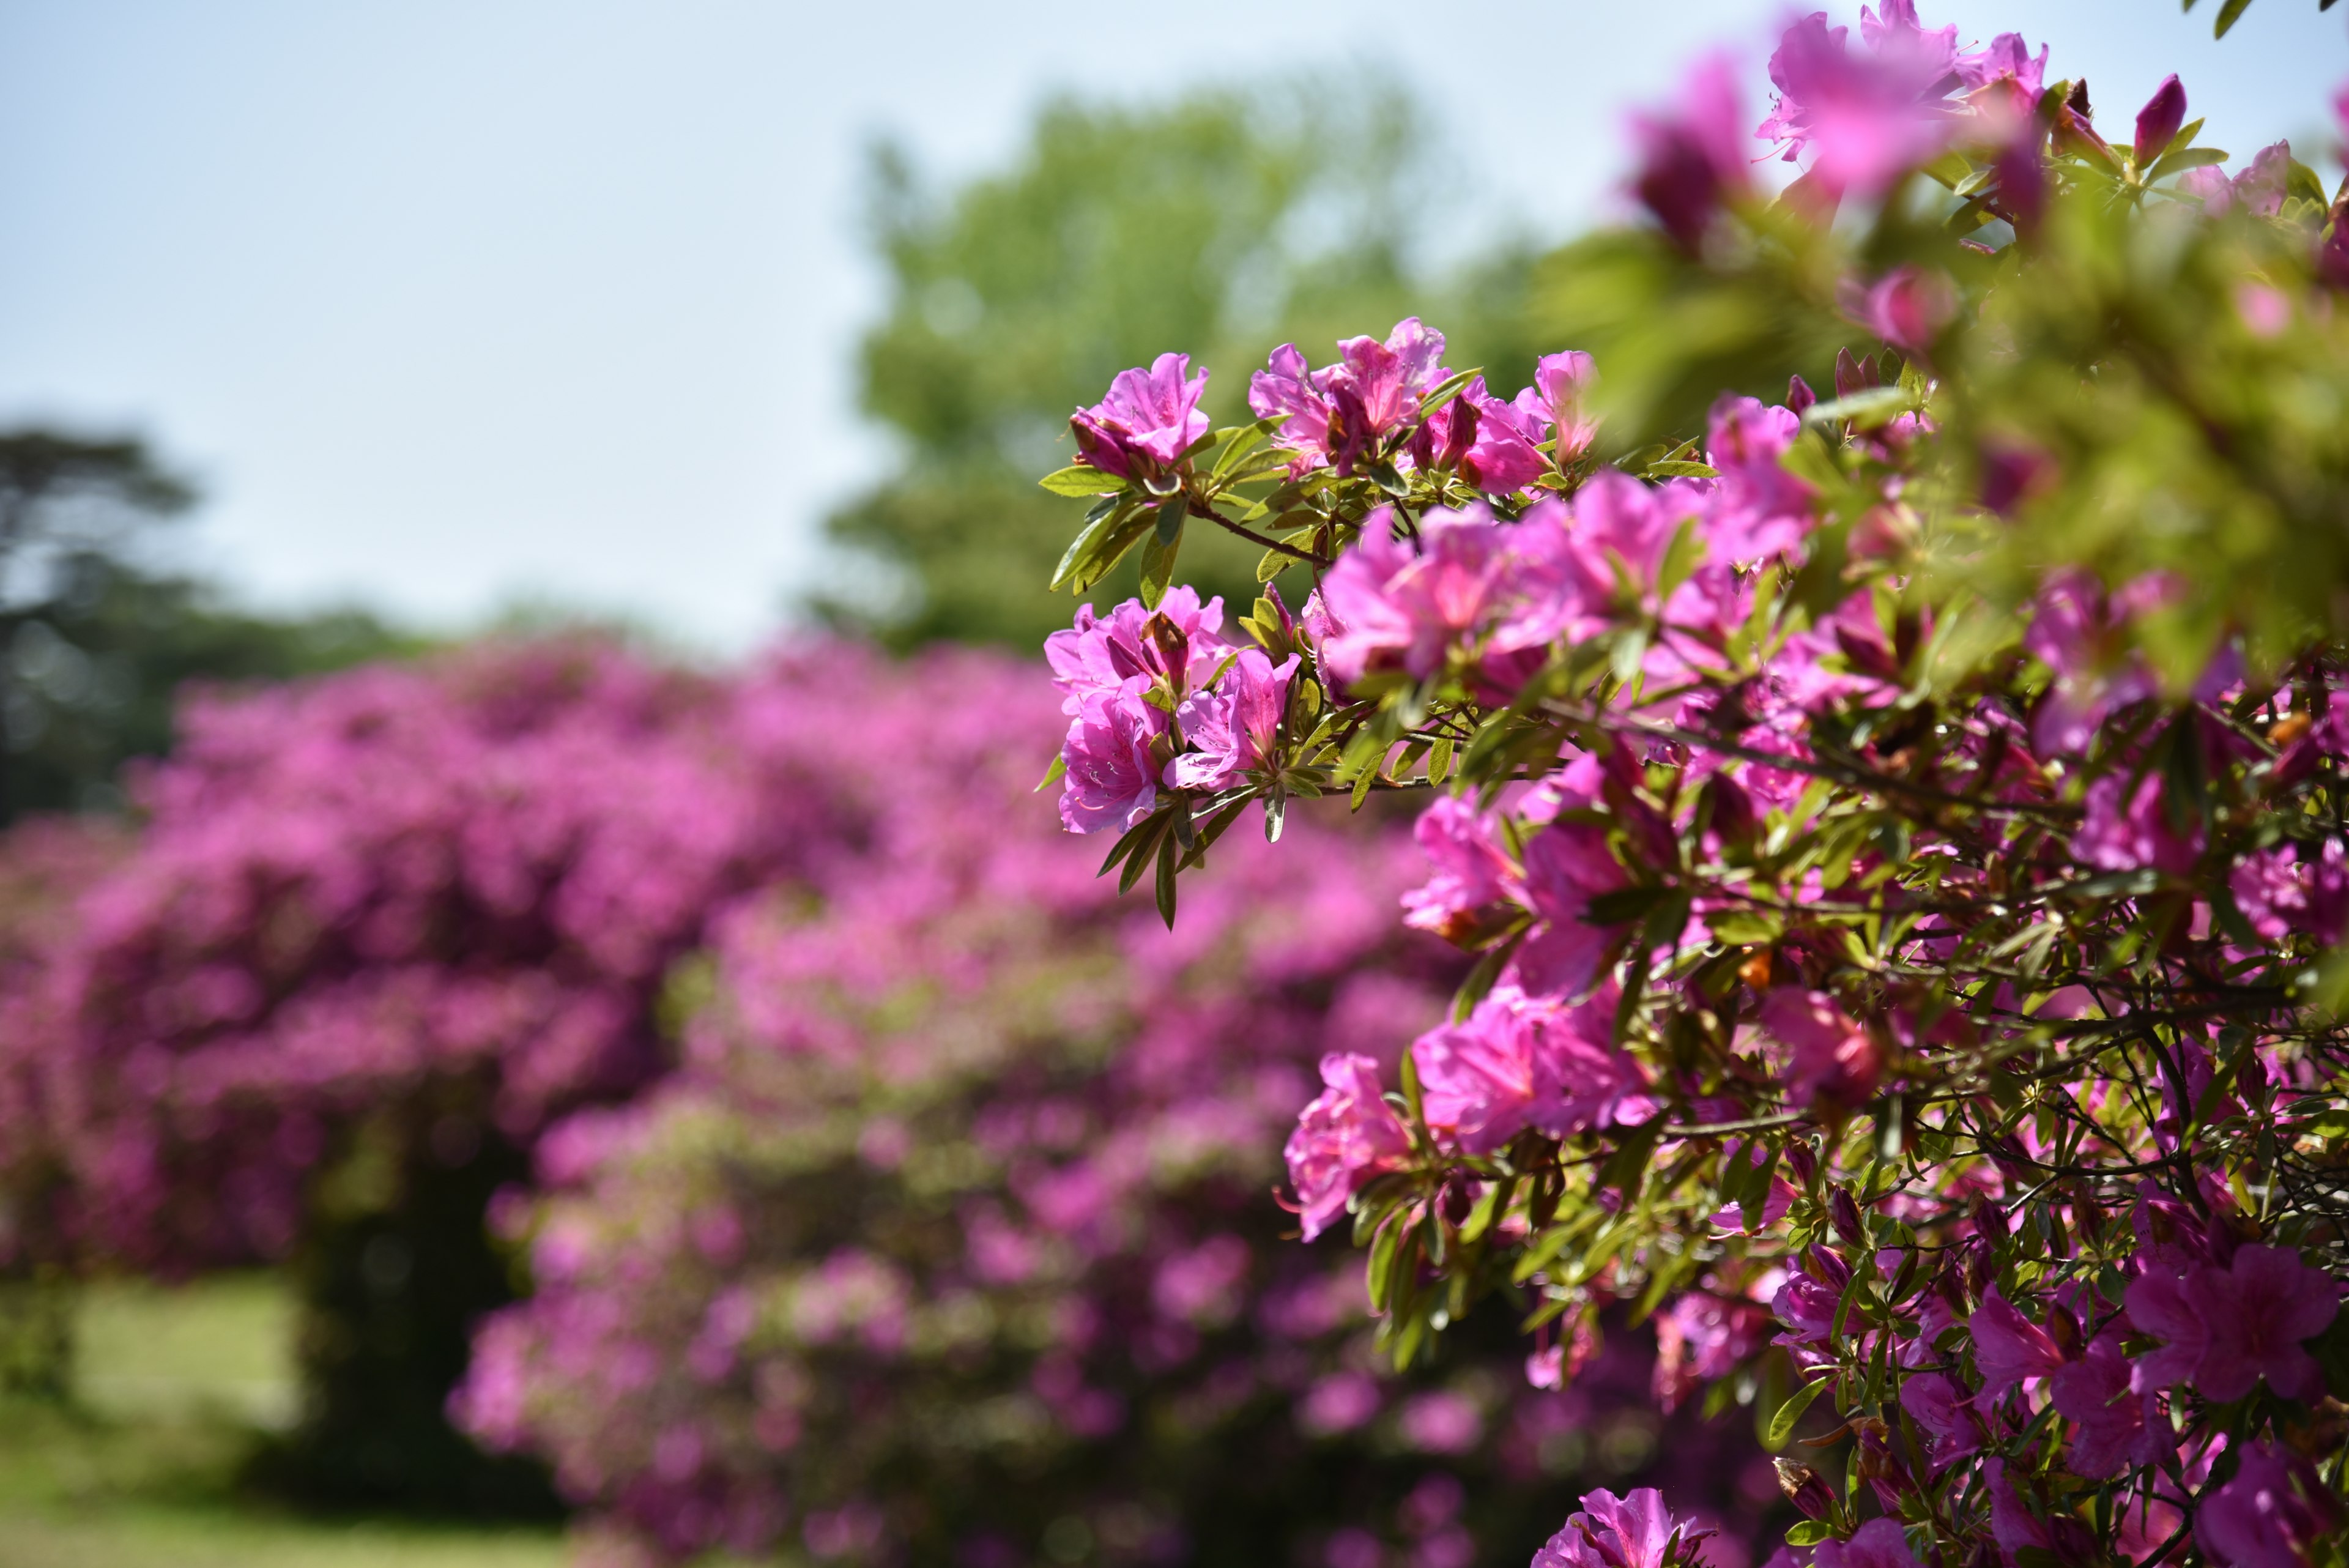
left=454, top=680, right=1769, bottom=1568
left=1041, top=12, right=2349, bottom=1567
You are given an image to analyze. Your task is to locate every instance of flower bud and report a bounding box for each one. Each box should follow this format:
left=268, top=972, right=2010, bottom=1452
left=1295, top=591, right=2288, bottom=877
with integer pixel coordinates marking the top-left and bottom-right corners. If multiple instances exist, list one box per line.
left=1786, top=376, right=1817, bottom=417
left=1828, top=1187, right=1867, bottom=1252
left=1773, top=1458, right=1835, bottom=1520
left=1785, top=1142, right=1818, bottom=1190
left=2133, top=75, right=2187, bottom=168
left=2048, top=1301, right=2084, bottom=1359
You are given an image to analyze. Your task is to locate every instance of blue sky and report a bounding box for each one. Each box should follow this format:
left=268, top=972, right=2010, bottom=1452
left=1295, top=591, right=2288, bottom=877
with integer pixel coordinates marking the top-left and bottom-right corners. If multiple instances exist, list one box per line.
left=1, top=1, right=2343, bottom=653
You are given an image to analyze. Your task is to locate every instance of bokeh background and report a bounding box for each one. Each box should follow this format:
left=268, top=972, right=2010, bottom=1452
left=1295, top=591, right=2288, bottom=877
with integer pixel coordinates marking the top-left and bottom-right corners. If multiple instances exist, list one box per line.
left=0, top=3, right=2342, bottom=1566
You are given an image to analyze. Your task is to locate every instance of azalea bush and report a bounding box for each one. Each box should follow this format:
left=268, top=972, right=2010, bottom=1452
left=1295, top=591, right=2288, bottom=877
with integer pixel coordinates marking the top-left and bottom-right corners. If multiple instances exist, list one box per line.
left=1040, top=9, right=2349, bottom=1568
left=451, top=664, right=1770, bottom=1568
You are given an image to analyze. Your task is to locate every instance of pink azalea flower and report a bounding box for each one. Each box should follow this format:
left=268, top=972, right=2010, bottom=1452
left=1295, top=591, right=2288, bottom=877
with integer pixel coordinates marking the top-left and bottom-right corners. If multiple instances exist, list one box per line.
left=1850, top=266, right=1956, bottom=355
left=1167, top=650, right=1299, bottom=791
left=2133, top=75, right=2188, bottom=168
left=1045, top=589, right=1233, bottom=713
left=2229, top=840, right=2349, bottom=946
left=1704, top=397, right=1817, bottom=564
left=1532, top=1488, right=1696, bottom=1568
left=1532, top=352, right=1602, bottom=463
left=1814, top=1518, right=1920, bottom=1568
left=1283, top=1053, right=1411, bottom=1243
left=2192, top=1244, right=2340, bottom=1403
left=1412, top=983, right=1651, bottom=1155
left=2196, top=1440, right=2343, bottom=1568
left=1058, top=678, right=1166, bottom=835
left=2050, top=1329, right=2167, bottom=1478
left=1325, top=318, right=1451, bottom=441
left=1896, top=1371, right=1983, bottom=1473
left=1070, top=352, right=1210, bottom=478
left=1316, top=504, right=1577, bottom=695
left=1514, top=822, right=1636, bottom=998
left=1969, top=1285, right=2067, bottom=1406
left=1630, top=53, right=1754, bottom=249
left=1653, top=1291, right=1772, bottom=1409
left=1400, top=797, right=1522, bottom=941
left=1248, top=343, right=1341, bottom=474
left=1460, top=384, right=1550, bottom=496
left=2124, top=1261, right=2213, bottom=1389
left=1756, top=7, right=1964, bottom=201
left=2074, top=772, right=2203, bottom=877
left=1759, top=989, right=1882, bottom=1109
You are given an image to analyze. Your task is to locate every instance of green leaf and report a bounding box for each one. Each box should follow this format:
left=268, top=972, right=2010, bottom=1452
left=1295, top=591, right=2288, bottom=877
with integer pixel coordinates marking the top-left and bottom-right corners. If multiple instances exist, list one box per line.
left=2309, top=1306, right=2349, bottom=1400
left=2147, top=146, right=2229, bottom=180
left=1137, top=500, right=1186, bottom=610
left=1802, top=385, right=1915, bottom=430
left=1034, top=754, right=1066, bottom=793
left=1427, top=736, right=1455, bottom=785
left=1115, top=816, right=1169, bottom=894
left=1707, top=909, right=1784, bottom=946
left=1153, top=832, right=1180, bottom=928
left=2212, top=0, right=2252, bottom=35
left=1595, top=1118, right=1663, bottom=1203
left=1038, top=464, right=1121, bottom=497
left=1764, top=1376, right=1830, bottom=1450
left=1784, top=1522, right=1833, bottom=1548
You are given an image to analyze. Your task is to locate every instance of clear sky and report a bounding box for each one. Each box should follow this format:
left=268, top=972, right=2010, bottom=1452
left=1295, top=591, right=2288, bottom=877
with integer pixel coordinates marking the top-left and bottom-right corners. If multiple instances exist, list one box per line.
left=1, top=1, right=2343, bottom=653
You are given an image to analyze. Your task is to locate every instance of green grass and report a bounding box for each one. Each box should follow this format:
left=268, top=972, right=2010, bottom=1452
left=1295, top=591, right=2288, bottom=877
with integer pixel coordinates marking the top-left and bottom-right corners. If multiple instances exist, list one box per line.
left=0, top=1274, right=568, bottom=1568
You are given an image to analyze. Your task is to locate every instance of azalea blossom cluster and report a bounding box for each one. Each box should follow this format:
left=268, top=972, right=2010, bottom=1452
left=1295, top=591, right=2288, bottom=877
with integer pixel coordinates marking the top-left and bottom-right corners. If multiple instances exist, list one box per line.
left=450, top=672, right=1768, bottom=1568
left=1041, top=10, right=2349, bottom=1568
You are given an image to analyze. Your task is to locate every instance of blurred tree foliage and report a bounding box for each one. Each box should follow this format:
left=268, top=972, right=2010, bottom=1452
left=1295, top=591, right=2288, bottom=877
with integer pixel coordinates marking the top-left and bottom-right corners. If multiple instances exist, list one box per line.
left=819, top=82, right=1551, bottom=649
left=0, top=431, right=427, bottom=824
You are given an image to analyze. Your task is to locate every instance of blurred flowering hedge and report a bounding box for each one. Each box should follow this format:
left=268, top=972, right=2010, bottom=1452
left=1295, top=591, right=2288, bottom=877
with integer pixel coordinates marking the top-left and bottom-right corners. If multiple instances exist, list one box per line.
left=0, top=633, right=1775, bottom=1553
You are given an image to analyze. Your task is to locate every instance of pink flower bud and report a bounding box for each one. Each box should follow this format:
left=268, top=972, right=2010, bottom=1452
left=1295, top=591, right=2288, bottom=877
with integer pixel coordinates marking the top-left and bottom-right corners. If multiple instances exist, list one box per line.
left=2133, top=75, right=2187, bottom=168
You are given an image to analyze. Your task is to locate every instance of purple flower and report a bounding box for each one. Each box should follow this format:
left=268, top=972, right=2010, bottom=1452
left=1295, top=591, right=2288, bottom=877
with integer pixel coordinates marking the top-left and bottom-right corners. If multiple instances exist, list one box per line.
left=2197, top=1440, right=2343, bottom=1568
left=1070, top=352, right=1210, bottom=478
left=1248, top=343, right=1341, bottom=474
left=2230, top=840, right=2349, bottom=946
left=1850, top=266, right=1956, bottom=356
left=1813, top=1518, right=1919, bottom=1568
left=1058, top=678, right=1167, bottom=835
left=1704, top=397, right=1817, bottom=565
left=1250, top=320, right=1450, bottom=477
left=1412, top=983, right=1651, bottom=1154
left=2194, top=1244, right=2340, bottom=1403
left=1630, top=54, right=1754, bottom=249
left=1758, top=989, right=1882, bottom=1109
left=1532, top=1488, right=1694, bottom=1568
left=2183, top=141, right=2296, bottom=218
left=1969, top=1286, right=2066, bottom=1405
left=1316, top=504, right=1572, bottom=694
left=1401, top=797, right=1521, bottom=942
left=1045, top=590, right=1234, bottom=715
left=2074, top=771, right=2202, bottom=877
left=2134, top=75, right=2188, bottom=168
left=1168, top=650, right=1299, bottom=791
left=2124, top=1261, right=2213, bottom=1390
left=1460, top=383, right=1551, bottom=496
left=2050, top=1329, right=2166, bottom=1479
left=1532, top=352, right=1602, bottom=463
left=1515, top=822, right=1636, bottom=999
left=1896, top=1372, right=1982, bottom=1473
left=1653, top=1291, right=1772, bottom=1409
left=1956, top=31, right=2049, bottom=109
left=1283, top=1053, right=1411, bottom=1242
left=1757, top=7, right=1965, bottom=201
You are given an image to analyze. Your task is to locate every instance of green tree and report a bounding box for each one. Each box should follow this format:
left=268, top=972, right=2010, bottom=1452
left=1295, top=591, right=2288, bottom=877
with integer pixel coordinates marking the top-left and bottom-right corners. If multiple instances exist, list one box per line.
left=0, top=431, right=427, bottom=823
left=819, top=82, right=1548, bottom=649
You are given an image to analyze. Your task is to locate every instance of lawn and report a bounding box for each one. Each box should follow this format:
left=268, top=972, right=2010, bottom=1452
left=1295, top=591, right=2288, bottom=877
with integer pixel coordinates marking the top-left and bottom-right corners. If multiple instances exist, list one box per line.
left=0, top=1274, right=568, bottom=1568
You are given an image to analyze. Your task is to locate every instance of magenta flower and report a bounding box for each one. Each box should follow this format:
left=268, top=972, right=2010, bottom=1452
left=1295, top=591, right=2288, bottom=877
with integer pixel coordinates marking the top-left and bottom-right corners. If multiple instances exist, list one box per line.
left=1896, top=1372, right=1983, bottom=1473
left=2230, top=840, right=2349, bottom=946
left=1956, top=31, right=2049, bottom=110
left=1629, top=53, right=1754, bottom=249
left=1282, top=1052, right=1411, bottom=1243
left=1326, top=317, right=1450, bottom=439
left=1316, top=505, right=1572, bottom=693
left=1515, top=822, right=1636, bottom=999
left=1757, top=7, right=1965, bottom=201
left=1814, top=1518, right=1920, bottom=1568
left=1168, top=650, right=1299, bottom=791
left=1653, top=1291, right=1771, bottom=1409
left=1248, top=343, right=1340, bottom=475
left=2192, top=1244, right=2340, bottom=1403
left=1401, top=797, right=1521, bottom=942
left=1412, top=983, right=1651, bottom=1154
left=2134, top=75, right=2188, bottom=168
left=1532, top=1488, right=1694, bottom=1568
left=2124, top=1261, right=2212, bottom=1390
left=2074, top=772, right=2203, bottom=877
left=2050, top=1329, right=2167, bottom=1479
left=1045, top=589, right=1233, bottom=713
left=1070, top=352, right=1210, bottom=478
left=1758, top=988, right=1882, bottom=1109
left=1532, top=352, right=1602, bottom=463
left=1851, top=266, right=1956, bottom=355
left=1460, top=384, right=1550, bottom=496
left=1969, top=1286, right=2067, bottom=1405
left=2023, top=570, right=2162, bottom=754
left=2197, top=1440, right=2343, bottom=1568
left=1704, top=396, right=1817, bottom=564
left=1057, top=678, right=1166, bottom=835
